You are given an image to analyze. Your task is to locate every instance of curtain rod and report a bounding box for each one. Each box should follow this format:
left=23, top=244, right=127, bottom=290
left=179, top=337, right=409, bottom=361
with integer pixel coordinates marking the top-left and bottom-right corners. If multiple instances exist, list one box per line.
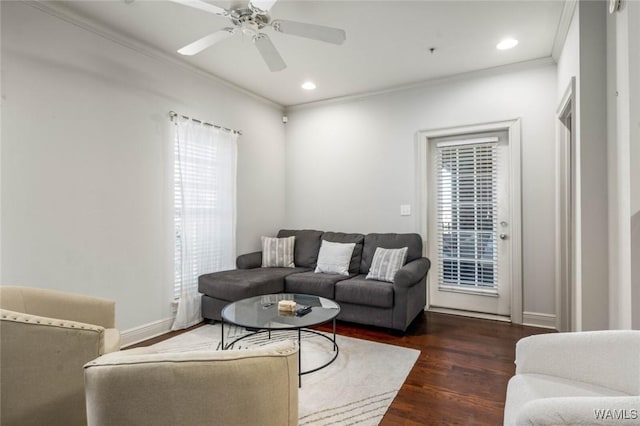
left=169, top=111, right=242, bottom=136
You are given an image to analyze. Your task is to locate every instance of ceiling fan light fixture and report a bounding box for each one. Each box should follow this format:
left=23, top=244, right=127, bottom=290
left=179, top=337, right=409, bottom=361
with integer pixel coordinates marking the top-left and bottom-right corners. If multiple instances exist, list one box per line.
left=301, top=81, right=317, bottom=90
left=496, top=38, right=518, bottom=50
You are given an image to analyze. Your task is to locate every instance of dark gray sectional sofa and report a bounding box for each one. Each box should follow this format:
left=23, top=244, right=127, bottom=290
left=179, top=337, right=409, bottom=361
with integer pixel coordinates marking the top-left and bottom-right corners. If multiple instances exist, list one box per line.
left=198, top=229, right=431, bottom=332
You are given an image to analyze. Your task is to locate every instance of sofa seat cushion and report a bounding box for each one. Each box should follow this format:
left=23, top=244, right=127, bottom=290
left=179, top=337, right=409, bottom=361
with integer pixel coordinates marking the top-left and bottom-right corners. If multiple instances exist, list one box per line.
left=199, top=267, right=311, bottom=301
left=334, top=275, right=394, bottom=308
left=284, top=272, right=352, bottom=299
left=504, top=373, right=630, bottom=426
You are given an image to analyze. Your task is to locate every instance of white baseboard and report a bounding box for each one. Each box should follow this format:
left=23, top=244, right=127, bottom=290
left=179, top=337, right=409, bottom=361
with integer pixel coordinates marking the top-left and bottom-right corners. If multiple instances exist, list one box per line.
left=427, top=307, right=511, bottom=323
left=120, top=317, right=175, bottom=348
left=522, top=312, right=557, bottom=330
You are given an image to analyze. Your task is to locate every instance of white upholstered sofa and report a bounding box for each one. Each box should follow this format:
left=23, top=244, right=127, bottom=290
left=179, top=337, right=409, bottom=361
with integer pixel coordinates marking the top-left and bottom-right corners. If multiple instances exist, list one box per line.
left=504, top=330, right=640, bottom=425
left=0, top=285, right=120, bottom=426
left=84, top=340, right=299, bottom=426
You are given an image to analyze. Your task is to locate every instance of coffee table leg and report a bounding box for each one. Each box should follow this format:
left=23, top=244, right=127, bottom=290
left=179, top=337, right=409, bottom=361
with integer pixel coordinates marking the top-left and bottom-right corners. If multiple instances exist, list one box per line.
left=221, top=319, right=225, bottom=350
left=298, top=328, right=302, bottom=388
left=333, top=318, right=337, bottom=351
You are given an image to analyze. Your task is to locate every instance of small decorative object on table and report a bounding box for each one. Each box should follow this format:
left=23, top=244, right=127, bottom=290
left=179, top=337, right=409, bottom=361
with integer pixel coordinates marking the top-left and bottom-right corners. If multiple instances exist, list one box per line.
left=278, top=300, right=297, bottom=312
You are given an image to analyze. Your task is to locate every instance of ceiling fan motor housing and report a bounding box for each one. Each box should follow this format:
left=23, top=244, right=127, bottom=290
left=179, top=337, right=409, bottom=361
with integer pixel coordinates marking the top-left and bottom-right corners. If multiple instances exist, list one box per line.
left=230, top=8, right=270, bottom=29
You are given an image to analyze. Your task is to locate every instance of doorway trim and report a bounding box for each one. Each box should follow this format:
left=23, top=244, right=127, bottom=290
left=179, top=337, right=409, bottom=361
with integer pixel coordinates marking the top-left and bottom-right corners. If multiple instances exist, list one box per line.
left=416, top=119, right=523, bottom=324
left=556, top=77, right=576, bottom=332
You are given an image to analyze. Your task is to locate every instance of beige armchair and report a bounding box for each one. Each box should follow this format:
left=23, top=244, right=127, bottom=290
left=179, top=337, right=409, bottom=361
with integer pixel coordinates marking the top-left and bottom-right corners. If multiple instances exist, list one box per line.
left=84, top=340, right=299, bottom=426
left=0, top=286, right=120, bottom=426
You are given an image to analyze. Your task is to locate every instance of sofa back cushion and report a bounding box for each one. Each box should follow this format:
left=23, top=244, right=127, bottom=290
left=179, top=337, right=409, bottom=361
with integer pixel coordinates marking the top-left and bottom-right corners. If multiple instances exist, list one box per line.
left=321, top=232, right=365, bottom=275
left=277, top=229, right=324, bottom=268
left=360, top=233, right=423, bottom=274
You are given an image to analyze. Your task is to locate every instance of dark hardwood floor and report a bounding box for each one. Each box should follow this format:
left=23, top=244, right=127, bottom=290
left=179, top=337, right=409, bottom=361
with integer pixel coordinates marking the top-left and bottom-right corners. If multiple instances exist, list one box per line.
left=129, top=312, right=553, bottom=425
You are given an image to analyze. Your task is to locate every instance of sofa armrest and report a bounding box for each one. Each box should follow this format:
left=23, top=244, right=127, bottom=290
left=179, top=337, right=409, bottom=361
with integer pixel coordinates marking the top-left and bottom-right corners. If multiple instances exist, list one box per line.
left=515, top=331, right=640, bottom=394
left=236, top=251, right=262, bottom=269
left=84, top=340, right=299, bottom=426
left=515, top=396, right=640, bottom=426
left=393, top=257, right=431, bottom=288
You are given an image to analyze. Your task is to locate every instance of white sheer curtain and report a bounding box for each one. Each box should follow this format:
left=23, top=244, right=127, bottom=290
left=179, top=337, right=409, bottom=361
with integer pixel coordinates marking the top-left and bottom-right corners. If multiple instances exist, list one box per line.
left=172, top=117, right=237, bottom=330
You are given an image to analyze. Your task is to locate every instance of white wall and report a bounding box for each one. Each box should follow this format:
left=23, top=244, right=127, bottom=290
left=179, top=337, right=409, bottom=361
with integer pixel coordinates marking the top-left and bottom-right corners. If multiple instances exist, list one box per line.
left=607, top=0, right=631, bottom=330
left=630, top=2, right=640, bottom=219
left=556, top=1, right=609, bottom=331
left=1, top=2, right=286, bottom=332
left=578, top=0, right=608, bottom=331
left=556, top=3, right=581, bottom=331
left=608, top=0, right=640, bottom=329
left=630, top=1, right=640, bottom=329
left=285, top=61, right=558, bottom=318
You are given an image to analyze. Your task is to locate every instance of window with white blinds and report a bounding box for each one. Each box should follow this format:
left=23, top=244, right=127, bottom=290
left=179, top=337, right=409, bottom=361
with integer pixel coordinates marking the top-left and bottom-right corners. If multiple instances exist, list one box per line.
left=173, top=139, right=219, bottom=300
left=436, top=139, right=498, bottom=290
left=173, top=119, right=237, bottom=303
left=174, top=132, right=218, bottom=300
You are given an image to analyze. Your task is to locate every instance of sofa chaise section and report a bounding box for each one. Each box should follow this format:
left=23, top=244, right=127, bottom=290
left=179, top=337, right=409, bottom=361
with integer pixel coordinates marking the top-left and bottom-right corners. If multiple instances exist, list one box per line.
left=199, top=266, right=310, bottom=321
left=199, top=229, right=322, bottom=321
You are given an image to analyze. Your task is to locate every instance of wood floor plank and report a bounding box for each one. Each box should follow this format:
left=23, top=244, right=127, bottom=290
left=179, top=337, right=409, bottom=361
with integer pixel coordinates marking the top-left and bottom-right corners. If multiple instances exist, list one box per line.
left=316, top=311, right=554, bottom=425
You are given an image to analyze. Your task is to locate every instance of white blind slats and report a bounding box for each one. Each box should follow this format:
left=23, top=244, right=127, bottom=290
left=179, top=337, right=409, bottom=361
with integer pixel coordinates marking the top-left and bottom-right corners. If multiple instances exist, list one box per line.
left=437, top=141, right=498, bottom=290
left=173, top=120, right=237, bottom=305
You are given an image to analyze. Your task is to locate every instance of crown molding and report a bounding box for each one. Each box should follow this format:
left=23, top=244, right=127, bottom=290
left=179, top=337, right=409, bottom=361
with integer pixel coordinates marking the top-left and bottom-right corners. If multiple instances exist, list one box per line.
left=286, top=56, right=555, bottom=112
left=24, top=0, right=283, bottom=110
left=551, top=0, right=578, bottom=61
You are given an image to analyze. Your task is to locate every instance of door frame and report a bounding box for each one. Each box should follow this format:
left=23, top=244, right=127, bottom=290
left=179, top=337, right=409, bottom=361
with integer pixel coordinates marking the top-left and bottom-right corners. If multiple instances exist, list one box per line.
left=415, top=119, right=523, bottom=324
left=556, top=77, right=576, bottom=332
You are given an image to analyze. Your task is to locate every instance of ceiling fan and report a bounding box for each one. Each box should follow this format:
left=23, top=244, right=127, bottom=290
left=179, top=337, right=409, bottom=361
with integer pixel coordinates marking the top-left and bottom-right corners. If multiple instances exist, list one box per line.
left=168, top=0, right=346, bottom=72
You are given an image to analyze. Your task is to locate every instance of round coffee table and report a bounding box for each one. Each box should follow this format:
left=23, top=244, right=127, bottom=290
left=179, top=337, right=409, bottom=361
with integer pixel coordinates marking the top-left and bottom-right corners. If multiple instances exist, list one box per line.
left=221, top=293, right=340, bottom=387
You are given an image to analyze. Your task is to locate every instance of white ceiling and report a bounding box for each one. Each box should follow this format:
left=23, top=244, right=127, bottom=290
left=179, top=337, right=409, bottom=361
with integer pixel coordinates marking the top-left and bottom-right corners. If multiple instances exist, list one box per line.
left=54, top=0, right=564, bottom=107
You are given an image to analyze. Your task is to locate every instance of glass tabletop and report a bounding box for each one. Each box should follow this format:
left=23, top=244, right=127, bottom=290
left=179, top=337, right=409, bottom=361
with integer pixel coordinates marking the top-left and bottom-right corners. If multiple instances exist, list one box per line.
left=221, top=294, right=340, bottom=330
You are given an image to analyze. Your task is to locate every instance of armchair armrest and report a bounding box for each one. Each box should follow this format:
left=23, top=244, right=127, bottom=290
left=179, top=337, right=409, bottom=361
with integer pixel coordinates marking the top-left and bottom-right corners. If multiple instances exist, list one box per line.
left=393, top=257, right=431, bottom=288
left=515, top=331, right=640, bottom=394
left=84, top=340, right=299, bottom=426
left=516, top=396, right=640, bottom=425
left=1, top=309, right=106, bottom=425
left=1, top=286, right=115, bottom=328
left=1, top=309, right=106, bottom=352
left=236, top=251, right=262, bottom=269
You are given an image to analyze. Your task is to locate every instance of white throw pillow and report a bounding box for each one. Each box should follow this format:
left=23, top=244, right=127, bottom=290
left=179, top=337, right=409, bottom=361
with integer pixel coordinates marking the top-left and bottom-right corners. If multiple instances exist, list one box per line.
left=261, top=236, right=295, bottom=268
left=314, top=240, right=356, bottom=276
left=365, top=247, right=409, bottom=282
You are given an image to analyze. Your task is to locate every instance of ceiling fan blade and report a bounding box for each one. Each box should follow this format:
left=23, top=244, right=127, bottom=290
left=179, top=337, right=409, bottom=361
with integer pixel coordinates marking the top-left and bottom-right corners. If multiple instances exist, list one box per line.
left=253, top=33, right=286, bottom=72
left=177, top=28, right=235, bottom=55
left=272, top=19, right=346, bottom=45
left=167, top=0, right=228, bottom=16
left=249, top=0, right=278, bottom=13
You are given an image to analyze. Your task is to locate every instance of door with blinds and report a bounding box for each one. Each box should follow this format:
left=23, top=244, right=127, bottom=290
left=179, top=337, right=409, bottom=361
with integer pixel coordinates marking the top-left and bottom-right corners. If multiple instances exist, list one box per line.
left=428, top=131, right=511, bottom=316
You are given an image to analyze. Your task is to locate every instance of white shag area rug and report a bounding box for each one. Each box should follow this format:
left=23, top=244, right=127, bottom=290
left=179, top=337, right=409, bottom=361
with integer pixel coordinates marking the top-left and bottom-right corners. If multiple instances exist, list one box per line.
left=152, top=324, right=419, bottom=426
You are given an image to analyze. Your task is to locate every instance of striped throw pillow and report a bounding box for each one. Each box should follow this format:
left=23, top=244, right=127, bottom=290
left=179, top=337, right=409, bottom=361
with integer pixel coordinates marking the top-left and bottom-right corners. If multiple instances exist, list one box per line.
left=261, top=236, right=295, bottom=268
left=365, top=247, right=408, bottom=282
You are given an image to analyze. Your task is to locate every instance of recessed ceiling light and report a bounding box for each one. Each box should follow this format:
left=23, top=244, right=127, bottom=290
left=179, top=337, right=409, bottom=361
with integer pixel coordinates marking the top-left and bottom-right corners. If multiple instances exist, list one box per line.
left=496, top=38, right=518, bottom=50
left=301, top=81, right=317, bottom=90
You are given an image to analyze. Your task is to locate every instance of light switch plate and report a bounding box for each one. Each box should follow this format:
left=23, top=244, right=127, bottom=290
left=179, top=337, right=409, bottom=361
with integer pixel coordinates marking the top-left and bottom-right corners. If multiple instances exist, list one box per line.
left=400, top=204, right=411, bottom=216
